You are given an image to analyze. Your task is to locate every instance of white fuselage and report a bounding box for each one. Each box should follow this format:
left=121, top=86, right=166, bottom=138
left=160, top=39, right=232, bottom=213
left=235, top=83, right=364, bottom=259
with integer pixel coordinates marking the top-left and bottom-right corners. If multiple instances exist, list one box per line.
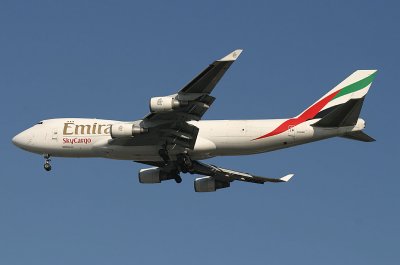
left=12, top=118, right=366, bottom=161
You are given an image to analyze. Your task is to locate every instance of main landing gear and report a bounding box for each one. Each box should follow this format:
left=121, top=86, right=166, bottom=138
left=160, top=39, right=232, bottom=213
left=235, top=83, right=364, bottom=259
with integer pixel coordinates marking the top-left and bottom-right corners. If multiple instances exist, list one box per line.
left=174, top=175, right=182, bottom=184
left=43, top=154, right=52, bottom=171
left=158, top=146, right=186, bottom=184
left=158, top=148, right=170, bottom=165
left=177, top=153, right=193, bottom=173
left=158, top=143, right=171, bottom=166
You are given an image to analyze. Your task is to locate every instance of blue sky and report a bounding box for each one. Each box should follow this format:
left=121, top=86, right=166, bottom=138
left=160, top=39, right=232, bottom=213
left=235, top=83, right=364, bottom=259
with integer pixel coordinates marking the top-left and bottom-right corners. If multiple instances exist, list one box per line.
left=1, top=1, right=399, bottom=264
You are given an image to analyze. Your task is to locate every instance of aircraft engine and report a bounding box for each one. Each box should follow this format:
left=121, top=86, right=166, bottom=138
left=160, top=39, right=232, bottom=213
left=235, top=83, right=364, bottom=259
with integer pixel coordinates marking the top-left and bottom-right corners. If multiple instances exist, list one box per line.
left=139, top=167, right=179, bottom=183
left=110, top=123, right=148, bottom=139
left=149, top=96, right=187, bottom=113
left=194, top=176, right=230, bottom=192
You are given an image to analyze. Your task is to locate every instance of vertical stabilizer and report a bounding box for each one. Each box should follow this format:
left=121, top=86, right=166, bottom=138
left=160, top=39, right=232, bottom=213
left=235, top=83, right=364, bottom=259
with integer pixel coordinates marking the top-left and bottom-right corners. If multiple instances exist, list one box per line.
left=296, top=70, right=377, bottom=122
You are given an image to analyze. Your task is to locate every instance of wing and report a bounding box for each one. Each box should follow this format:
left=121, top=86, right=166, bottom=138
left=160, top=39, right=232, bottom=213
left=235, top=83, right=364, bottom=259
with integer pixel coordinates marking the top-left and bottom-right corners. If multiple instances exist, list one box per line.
left=141, top=49, right=243, bottom=150
left=179, top=49, right=243, bottom=94
left=189, top=160, right=294, bottom=184
left=135, top=159, right=293, bottom=192
left=144, top=49, right=243, bottom=122
left=135, top=159, right=294, bottom=185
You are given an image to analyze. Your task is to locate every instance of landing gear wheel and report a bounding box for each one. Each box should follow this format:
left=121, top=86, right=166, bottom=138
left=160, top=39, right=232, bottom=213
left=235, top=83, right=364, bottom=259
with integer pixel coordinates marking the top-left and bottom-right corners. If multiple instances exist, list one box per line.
left=44, top=162, right=52, bottom=171
left=43, top=154, right=52, bottom=172
left=174, top=176, right=182, bottom=184
left=182, top=155, right=193, bottom=168
left=178, top=154, right=193, bottom=173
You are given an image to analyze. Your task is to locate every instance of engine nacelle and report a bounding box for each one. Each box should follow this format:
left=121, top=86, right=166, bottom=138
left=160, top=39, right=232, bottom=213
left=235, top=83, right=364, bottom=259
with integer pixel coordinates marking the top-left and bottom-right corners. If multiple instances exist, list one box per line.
left=194, top=176, right=230, bottom=192
left=138, top=167, right=178, bottom=183
left=110, top=123, right=147, bottom=139
left=149, top=96, right=186, bottom=113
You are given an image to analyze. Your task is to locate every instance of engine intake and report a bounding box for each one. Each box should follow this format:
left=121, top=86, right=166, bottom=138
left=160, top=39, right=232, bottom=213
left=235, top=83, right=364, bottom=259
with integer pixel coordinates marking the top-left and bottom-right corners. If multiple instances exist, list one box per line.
left=139, top=167, right=179, bottom=183
left=194, top=176, right=230, bottom=192
left=149, top=96, right=187, bottom=113
left=110, top=123, right=147, bottom=139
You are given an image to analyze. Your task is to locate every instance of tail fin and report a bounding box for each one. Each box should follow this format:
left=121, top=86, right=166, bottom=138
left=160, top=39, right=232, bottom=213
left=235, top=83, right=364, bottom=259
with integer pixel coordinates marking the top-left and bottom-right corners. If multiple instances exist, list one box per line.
left=296, top=70, right=377, bottom=125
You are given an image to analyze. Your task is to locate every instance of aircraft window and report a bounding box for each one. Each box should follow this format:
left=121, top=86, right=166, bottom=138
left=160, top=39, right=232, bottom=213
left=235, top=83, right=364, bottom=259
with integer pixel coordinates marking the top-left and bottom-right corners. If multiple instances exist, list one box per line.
left=37, top=121, right=43, bottom=124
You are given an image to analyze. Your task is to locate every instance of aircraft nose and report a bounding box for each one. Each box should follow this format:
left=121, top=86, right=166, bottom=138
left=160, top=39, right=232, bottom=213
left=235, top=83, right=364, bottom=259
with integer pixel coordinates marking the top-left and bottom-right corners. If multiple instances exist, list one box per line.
left=12, top=129, right=34, bottom=149
left=12, top=132, right=24, bottom=147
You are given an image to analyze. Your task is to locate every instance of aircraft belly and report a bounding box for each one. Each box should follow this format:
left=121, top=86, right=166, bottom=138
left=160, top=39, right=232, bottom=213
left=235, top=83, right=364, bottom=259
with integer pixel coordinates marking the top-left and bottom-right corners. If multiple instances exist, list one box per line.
left=94, top=144, right=161, bottom=160
left=209, top=135, right=288, bottom=156
left=195, top=120, right=290, bottom=156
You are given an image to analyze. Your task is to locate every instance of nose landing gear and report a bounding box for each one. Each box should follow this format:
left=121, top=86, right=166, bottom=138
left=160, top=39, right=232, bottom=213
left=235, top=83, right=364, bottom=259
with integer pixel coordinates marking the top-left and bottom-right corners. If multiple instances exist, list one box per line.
left=43, top=154, right=52, bottom=171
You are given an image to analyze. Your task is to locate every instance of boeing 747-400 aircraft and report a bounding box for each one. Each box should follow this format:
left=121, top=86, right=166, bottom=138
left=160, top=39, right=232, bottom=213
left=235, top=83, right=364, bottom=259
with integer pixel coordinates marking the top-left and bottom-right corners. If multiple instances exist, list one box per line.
left=12, top=50, right=376, bottom=192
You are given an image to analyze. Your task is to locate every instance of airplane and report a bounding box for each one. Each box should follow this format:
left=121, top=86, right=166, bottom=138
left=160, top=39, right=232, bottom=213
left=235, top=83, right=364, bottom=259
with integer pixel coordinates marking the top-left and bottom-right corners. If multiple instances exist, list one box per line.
left=12, top=49, right=377, bottom=192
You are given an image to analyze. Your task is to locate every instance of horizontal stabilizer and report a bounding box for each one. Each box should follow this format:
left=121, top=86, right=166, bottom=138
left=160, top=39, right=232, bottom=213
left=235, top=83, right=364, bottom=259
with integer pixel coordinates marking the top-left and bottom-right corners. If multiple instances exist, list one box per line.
left=341, top=131, right=375, bottom=142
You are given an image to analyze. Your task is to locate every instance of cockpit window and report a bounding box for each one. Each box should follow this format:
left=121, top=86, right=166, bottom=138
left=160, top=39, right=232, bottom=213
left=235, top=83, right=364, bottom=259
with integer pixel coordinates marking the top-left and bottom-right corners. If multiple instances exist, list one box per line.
left=37, top=121, right=43, bottom=125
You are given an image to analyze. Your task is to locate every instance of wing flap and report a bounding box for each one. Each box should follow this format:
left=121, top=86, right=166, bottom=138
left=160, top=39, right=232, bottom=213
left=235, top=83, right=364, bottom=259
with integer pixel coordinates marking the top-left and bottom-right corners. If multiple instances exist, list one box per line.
left=158, top=121, right=199, bottom=149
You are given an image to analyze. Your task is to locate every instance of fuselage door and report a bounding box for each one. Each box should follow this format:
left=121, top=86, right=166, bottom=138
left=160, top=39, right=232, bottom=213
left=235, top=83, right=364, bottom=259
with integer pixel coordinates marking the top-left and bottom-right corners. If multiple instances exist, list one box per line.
left=288, top=125, right=295, bottom=141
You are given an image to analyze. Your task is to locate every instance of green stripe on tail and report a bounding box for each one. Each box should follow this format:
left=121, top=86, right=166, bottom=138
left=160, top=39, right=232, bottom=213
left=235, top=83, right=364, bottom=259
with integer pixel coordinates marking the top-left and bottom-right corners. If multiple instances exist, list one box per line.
left=333, top=72, right=376, bottom=100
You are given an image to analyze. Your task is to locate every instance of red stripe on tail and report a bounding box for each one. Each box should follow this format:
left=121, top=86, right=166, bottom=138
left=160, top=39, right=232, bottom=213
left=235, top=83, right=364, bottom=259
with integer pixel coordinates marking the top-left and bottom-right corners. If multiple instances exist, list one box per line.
left=254, top=90, right=340, bottom=140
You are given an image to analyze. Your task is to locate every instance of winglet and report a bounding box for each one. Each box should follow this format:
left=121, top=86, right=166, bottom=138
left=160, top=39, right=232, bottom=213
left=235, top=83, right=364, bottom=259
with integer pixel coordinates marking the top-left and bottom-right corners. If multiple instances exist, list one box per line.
left=280, top=174, right=294, bottom=182
left=218, top=49, right=243, bottom=61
